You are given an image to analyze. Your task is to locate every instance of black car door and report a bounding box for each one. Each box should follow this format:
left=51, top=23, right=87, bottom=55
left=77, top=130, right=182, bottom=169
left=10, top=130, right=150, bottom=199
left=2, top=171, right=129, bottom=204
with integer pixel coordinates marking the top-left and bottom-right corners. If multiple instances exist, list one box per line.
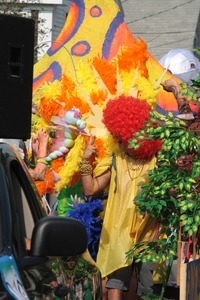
left=0, top=144, right=102, bottom=299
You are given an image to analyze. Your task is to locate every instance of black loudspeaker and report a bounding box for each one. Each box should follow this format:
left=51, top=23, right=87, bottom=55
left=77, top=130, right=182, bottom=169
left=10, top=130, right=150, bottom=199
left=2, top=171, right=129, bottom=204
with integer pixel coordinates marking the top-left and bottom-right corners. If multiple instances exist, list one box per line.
left=0, top=14, right=35, bottom=139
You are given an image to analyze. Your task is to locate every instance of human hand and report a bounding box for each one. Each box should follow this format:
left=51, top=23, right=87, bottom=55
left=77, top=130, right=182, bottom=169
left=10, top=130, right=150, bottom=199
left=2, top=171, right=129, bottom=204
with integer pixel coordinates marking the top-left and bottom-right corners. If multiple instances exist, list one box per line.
left=37, top=129, right=49, bottom=157
left=32, top=129, right=49, bottom=158
left=32, top=134, right=39, bottom=157
left=70, top=194, right=83, bottom=204
left=82, top=135, right=97, bottom=160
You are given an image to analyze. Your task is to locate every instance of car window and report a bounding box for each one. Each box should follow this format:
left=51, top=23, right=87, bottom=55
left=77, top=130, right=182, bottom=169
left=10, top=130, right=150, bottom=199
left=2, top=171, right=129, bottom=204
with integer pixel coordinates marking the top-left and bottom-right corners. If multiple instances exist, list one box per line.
left=0, top=163, right=11, bottom=254
left=8, top=159, right=45, bottom=263
left=10, top=165, right=34, bottom=241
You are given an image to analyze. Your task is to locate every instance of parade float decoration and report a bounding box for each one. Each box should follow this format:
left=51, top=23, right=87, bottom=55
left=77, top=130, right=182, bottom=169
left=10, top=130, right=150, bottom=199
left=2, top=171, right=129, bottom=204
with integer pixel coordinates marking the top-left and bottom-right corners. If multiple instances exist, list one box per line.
left=45, top=109, right=87, bottom=163
left=30, top=0, right=200, bottom=298
left=32, top=0, right=181, bottom=197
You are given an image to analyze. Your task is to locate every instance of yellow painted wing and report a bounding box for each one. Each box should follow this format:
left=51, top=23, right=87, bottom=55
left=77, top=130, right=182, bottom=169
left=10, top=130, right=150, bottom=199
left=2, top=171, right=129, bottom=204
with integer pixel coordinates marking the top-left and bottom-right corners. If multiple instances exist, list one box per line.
left=32, top=0, right=180, bottom=194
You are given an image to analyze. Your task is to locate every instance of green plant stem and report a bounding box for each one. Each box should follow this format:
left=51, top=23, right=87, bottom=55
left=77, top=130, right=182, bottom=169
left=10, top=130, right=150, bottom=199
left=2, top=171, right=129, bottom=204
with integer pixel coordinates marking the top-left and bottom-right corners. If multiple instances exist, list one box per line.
left=159, top=254, right=174, bottom=300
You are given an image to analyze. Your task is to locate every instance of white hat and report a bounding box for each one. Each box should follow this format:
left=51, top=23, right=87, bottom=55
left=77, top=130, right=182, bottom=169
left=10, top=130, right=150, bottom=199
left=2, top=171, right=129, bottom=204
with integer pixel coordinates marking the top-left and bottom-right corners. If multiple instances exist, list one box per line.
left=159, top=48, right=200, bottom=83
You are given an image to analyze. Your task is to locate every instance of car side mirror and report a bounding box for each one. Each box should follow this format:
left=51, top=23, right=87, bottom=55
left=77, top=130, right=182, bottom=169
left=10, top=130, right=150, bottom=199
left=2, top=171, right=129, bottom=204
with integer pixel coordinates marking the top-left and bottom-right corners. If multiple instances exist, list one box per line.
left=30, top=216, right=87, bottom=257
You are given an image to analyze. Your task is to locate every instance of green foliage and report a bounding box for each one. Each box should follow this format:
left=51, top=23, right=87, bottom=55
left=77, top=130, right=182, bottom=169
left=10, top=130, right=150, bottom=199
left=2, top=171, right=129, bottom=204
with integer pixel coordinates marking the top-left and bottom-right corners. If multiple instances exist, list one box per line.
left=126, top=238, right=176, bottom=264
left=0, top=0, right=38, bottom=15
left=179, top=79, right=200, bottom=101
left=128, top=76, right=200, bottom=265
left=134, top=112, right=200, bottom=238
left=193, top=48, right=200, bottom=61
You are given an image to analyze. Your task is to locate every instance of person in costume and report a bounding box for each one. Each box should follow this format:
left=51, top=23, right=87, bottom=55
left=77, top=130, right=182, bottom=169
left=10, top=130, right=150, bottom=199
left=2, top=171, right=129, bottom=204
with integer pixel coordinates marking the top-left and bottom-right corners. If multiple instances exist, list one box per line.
left=79, top=95, right=162, bottom=300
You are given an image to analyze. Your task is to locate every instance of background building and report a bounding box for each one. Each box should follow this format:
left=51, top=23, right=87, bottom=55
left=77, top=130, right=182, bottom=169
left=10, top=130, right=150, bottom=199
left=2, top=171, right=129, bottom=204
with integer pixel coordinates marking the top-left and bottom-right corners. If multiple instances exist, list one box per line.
left=24, top=0, right=70, bottom=59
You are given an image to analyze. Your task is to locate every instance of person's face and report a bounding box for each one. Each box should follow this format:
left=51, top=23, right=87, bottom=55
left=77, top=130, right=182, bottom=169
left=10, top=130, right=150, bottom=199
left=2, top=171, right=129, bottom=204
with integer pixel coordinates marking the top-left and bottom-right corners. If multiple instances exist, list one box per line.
left=114, top=136, right=133, bottom=156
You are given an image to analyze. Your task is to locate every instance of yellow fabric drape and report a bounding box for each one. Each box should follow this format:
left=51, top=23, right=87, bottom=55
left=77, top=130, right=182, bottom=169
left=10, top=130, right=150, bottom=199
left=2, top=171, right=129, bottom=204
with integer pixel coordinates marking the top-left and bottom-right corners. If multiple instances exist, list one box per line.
left=93, top=156, right=113, bottom=178
left=94, top=151, right=157, bottom=277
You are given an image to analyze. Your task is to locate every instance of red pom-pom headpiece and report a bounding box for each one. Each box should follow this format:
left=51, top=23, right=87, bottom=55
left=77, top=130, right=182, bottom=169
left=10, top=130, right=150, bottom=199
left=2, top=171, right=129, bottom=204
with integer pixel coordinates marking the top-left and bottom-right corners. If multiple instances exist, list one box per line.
left=102, top=95, right=162, bottom=160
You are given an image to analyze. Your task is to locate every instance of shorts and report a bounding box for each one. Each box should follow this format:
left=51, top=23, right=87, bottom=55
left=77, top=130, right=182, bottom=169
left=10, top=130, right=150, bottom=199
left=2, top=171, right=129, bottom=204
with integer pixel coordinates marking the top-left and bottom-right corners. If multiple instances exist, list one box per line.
left=135, top=262, right=154, bottom=296
left=106, top=265, right=133, bottom=291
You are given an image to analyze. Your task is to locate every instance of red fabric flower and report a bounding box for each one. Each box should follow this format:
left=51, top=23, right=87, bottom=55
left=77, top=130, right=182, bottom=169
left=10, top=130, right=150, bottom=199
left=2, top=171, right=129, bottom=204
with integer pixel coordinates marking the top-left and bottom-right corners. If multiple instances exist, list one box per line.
left=103, top=95, right=162, bottom=159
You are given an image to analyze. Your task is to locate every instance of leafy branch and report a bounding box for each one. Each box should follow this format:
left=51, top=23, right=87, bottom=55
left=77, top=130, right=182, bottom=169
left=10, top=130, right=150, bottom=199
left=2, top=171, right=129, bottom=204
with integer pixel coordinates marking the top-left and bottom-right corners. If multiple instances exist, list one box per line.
left=127, top=75, right=200, bottom=277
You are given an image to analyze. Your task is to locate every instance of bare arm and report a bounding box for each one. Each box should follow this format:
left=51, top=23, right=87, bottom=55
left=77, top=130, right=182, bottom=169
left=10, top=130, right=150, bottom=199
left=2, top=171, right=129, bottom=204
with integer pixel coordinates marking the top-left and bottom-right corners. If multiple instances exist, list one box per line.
left=80, top=136, right=111, bottom=196
left=29, top=129, right=49, bottom=181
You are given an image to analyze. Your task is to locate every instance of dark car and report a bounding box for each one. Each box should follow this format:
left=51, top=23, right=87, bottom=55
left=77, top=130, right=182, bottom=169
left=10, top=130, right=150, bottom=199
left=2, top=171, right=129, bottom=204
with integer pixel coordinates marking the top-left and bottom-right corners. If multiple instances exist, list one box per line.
left=0, top=143, right=102, bottom=299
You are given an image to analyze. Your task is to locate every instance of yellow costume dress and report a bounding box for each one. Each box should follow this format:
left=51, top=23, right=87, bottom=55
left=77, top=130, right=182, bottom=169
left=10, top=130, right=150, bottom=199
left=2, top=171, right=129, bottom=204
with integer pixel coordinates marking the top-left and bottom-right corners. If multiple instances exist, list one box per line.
left=93, top=149, right=158, bottom=277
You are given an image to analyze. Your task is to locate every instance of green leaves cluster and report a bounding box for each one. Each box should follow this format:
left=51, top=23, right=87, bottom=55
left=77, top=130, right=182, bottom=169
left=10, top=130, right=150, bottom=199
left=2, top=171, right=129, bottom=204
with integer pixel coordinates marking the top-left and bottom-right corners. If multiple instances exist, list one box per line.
left=130, top=112, right=200, bottom=235
left=128, top=102, right=200, bottom=263
left=182, top=68, right=200, bottom=92
left=179, top=79, right=200, bottom=101
left=130, top=110, right=200, bottom=233
left=126, top=238, right=176, bottom=264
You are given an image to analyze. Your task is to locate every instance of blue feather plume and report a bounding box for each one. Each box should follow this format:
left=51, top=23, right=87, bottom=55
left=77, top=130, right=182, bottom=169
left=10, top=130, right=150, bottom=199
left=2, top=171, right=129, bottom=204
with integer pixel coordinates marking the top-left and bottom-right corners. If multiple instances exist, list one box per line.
left=67, top=199, right=103, bottom=260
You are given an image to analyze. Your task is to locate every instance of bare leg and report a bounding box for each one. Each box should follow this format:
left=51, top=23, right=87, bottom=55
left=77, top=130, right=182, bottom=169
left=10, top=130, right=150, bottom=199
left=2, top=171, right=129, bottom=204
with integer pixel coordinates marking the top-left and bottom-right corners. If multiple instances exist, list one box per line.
left=123, top=269, right=138, bottom=299
left=107, top=288, right=123, bottom=300
left=102, top=278, right=123, bottom=300
left=102, top=278, right=108, bottom=300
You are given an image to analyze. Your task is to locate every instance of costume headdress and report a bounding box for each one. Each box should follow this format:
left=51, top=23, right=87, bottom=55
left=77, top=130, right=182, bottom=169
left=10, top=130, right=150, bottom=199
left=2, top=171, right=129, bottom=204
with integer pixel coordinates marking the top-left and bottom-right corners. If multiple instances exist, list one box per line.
left=103, top=95, right=162, bottom=160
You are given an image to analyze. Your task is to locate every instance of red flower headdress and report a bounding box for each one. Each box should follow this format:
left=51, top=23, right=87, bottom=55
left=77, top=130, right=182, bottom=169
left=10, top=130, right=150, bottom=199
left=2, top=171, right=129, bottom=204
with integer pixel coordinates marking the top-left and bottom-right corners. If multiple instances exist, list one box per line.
left=102, top=95, right=162, bottom=160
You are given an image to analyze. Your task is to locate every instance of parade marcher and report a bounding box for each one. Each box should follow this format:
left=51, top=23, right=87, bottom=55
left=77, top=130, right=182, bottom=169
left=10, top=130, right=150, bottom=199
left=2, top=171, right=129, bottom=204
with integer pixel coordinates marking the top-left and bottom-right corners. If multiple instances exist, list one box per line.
left=80, top=95, right=162, bottom=300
